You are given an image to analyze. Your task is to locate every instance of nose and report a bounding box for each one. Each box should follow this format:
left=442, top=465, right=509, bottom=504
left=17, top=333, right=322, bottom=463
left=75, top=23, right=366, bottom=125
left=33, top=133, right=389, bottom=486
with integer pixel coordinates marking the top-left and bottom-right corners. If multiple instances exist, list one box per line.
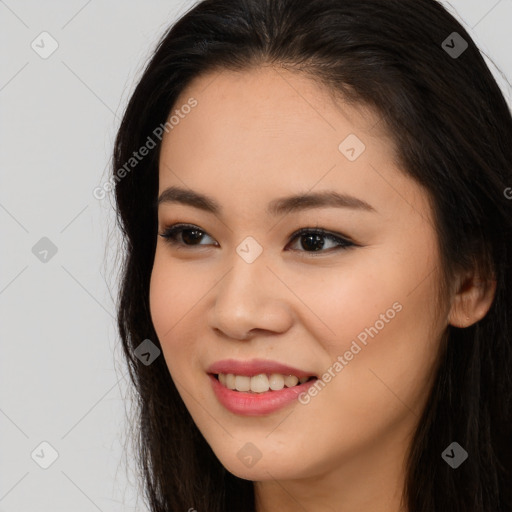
left=207, top=251, right=294, bottom=341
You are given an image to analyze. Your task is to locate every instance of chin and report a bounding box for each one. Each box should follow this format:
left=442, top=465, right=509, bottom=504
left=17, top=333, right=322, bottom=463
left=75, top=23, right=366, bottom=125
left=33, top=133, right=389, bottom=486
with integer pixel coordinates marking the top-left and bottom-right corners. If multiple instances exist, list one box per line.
left=219, top=457, right=290, bottom=481
left=209, top=440, right=310, bottom=482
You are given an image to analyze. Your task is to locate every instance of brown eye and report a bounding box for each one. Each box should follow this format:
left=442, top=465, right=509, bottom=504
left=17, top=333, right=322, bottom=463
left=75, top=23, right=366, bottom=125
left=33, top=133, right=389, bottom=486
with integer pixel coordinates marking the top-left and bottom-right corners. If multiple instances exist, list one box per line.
left=159, top=224, right=218, bottom=247
left=287, top=228, right=355, bottom=253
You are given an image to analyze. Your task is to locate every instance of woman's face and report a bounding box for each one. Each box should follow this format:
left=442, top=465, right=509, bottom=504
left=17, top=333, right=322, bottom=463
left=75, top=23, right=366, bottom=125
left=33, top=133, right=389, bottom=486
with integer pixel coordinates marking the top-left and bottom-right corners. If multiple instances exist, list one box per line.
left=149, top=66, right=449, bottom=483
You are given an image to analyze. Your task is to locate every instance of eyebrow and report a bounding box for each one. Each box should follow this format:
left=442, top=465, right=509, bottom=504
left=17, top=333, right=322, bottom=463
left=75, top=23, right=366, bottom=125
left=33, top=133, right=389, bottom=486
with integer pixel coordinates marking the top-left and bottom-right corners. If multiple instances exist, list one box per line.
left=156, top=186, right=376, bottom=216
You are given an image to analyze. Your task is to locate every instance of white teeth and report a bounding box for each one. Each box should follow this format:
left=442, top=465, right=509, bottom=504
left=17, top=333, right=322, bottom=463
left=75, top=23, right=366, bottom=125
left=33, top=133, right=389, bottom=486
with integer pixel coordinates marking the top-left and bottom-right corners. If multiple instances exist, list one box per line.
left=234, top=375, right=251, bottom=392
left=225, top=373, right=236, bottom=390
left=284, top=375, right=299, bottom=387
left=269, top=373, right=285, bottom=390
left=217, top=373, right=312, bottom=393
left=250, top=374, right=270, bottom=393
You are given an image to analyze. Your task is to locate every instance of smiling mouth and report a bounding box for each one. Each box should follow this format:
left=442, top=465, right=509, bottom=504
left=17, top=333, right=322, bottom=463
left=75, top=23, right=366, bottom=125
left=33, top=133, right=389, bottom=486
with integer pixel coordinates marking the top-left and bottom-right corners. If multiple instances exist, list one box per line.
left=212, top=373, right=318, bottom=394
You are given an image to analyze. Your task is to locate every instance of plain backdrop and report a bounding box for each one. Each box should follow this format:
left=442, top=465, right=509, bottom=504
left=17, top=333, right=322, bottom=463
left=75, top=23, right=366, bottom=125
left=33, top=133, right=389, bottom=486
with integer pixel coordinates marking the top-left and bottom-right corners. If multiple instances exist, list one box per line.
left=1, top=1, right=511, bottom=510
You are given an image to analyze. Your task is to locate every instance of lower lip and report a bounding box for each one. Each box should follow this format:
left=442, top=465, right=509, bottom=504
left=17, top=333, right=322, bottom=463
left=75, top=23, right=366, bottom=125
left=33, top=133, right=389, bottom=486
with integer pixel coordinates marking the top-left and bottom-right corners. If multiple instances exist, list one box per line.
left=208, top=374, right=318, bottom=416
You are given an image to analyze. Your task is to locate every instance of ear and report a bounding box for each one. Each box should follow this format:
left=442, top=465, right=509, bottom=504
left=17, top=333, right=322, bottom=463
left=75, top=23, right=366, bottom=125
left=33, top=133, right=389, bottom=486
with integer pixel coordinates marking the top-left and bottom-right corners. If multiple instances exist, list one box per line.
left=448, top=272, right=497, bottom=328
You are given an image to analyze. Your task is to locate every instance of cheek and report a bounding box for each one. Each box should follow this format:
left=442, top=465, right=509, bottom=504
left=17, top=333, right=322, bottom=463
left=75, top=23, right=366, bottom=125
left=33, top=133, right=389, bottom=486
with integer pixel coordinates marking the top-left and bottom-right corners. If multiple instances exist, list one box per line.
left=148, top=251, right=204, bottom=363
left=290, top=243, right=442, bottom=411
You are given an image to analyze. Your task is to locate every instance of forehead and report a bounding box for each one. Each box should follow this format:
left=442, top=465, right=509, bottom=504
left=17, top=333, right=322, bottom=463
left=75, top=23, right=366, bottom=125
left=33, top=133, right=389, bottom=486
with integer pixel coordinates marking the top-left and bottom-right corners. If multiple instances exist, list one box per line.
left=166, top=65, right=389, bottom=148
left=157, top=66, right=429, bottom=224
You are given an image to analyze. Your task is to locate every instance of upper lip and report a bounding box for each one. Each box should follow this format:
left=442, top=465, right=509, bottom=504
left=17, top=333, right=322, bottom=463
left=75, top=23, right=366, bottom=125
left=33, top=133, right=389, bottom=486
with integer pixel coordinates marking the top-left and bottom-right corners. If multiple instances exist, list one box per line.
left=207, top=358, right=317, bottom=378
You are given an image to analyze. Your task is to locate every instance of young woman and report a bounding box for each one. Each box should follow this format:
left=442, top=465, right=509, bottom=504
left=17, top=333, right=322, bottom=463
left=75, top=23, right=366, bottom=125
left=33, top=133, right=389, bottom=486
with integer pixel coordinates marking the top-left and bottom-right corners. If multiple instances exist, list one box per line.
left=112, top=0, right=512, bottom=510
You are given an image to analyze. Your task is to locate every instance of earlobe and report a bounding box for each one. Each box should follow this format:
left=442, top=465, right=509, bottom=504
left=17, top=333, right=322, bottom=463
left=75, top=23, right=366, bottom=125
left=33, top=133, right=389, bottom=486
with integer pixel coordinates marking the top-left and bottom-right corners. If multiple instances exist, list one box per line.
left=448, top=274, right=497, bottom=328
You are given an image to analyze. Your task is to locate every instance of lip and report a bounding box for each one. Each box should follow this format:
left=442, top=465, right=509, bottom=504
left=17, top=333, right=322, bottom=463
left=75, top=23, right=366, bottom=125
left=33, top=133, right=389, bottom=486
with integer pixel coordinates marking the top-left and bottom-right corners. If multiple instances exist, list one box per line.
left=208, top=374, right=318, bottom=416
left=206, top=358, right=317, bottom=379
left=206, top=358, right=318, bottom=416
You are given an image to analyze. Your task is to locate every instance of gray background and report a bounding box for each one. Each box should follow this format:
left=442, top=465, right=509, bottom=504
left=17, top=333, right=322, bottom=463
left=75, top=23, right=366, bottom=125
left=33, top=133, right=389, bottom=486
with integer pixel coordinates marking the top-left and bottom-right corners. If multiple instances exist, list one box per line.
left=1, top=1, right=511, bottom=511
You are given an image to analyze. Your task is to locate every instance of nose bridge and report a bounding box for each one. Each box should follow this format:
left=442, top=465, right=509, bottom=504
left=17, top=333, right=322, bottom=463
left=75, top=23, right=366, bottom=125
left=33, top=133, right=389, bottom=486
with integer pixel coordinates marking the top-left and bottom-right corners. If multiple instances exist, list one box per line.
left=218, top=244, right=270, bottom=313
left=226, top=256, right=263, bottom=301
left=209, top=241, right=292, bottom=339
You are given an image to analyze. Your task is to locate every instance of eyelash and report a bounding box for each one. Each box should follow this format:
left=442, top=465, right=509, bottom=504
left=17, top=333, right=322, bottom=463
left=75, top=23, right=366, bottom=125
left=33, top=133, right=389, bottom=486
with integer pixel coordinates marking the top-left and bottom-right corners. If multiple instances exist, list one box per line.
left=158, top=223, right=356, bottom=254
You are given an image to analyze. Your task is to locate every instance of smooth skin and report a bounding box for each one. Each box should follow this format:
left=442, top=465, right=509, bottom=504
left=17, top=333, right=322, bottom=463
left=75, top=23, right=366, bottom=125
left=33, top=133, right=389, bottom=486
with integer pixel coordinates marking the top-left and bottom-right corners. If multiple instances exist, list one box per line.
left=149, top=66, right=496, bottom=512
